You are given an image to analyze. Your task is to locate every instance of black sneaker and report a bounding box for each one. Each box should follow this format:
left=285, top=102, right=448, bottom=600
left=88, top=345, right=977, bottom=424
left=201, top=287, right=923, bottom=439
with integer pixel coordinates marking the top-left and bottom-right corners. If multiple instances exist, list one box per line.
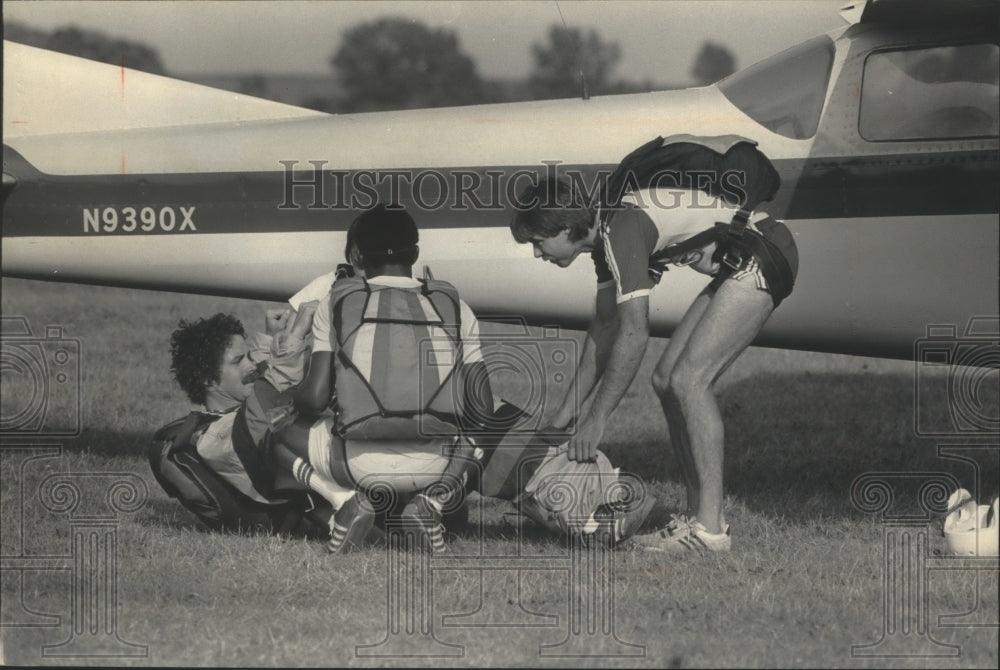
left=327, top=490, right=375, bottom=554
left=589, top=494, right=656, bottom=548
left=398, top=494, right=447, bottom=554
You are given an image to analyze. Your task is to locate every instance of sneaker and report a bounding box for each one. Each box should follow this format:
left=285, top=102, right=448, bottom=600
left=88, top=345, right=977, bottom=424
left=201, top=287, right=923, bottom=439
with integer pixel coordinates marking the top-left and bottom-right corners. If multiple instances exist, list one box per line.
left=633, top=519, right=731, bottom=554
left=398, top=494, right=447, bottom=554
left=661, top=513, right=727, bottom=537
left=663, top=512, right=694, bottom=536
left=327, top=490, right=375, bottom=554
left=589, top=494, right=657, bottom=548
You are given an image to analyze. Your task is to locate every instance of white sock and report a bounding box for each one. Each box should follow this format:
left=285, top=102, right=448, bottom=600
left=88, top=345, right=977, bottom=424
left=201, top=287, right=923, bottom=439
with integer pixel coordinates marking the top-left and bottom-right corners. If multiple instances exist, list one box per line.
left=292, top=457, right=355, bottom=509
left=692, top=520, right=729, bottom=537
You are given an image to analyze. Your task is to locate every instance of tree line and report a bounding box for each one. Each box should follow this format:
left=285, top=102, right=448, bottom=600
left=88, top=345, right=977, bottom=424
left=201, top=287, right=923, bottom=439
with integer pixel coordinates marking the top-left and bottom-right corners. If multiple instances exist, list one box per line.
left=5, top=18, right=737, bottom=112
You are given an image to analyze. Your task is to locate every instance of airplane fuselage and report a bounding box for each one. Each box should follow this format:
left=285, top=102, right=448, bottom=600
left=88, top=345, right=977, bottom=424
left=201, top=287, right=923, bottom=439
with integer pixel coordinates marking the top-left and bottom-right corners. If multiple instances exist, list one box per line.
left=3, top=15, right=998, bottom=360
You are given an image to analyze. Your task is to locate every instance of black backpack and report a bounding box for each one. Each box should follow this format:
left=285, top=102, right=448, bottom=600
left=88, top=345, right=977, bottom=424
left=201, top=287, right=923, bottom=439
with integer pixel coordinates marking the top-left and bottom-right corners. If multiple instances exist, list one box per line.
left=600, top=134, right=781, bottom=214
left=602, top=135, right=793, bottom=305
left=148, top=412, right=331, bottom=537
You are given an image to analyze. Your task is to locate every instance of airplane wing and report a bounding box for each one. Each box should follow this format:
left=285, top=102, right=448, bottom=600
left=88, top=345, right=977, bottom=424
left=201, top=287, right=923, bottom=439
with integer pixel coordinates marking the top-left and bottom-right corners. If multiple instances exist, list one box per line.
left=3, top=41, right=325, bottom=141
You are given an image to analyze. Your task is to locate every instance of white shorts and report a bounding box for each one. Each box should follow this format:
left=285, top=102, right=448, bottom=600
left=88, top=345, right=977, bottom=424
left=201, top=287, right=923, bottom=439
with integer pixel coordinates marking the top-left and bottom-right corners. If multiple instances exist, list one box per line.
left=307, top=416, right=451, bottom=496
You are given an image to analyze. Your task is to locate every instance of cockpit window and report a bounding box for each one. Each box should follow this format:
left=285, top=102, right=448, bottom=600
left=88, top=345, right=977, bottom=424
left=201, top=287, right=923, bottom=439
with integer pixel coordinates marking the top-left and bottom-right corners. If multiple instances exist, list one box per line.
left=718, top=35, right=835, bottom=140
left=860, top=43, right=999, bottom=141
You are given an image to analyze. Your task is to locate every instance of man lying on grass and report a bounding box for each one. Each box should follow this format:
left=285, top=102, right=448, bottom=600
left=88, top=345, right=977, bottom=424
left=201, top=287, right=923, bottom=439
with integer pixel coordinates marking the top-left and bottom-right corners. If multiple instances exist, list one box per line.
left=150, top=302, right=330, bottom=536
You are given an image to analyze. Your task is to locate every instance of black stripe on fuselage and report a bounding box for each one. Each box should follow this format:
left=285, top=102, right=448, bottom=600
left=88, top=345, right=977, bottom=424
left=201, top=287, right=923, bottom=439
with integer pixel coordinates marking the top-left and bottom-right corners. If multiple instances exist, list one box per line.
left=2, top=146, right=997, bottom=237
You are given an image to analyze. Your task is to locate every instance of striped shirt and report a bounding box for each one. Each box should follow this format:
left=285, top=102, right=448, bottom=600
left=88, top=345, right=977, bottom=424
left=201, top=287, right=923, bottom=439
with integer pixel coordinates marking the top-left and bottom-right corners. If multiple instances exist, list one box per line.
left=593, top=188, right=769, bottom=303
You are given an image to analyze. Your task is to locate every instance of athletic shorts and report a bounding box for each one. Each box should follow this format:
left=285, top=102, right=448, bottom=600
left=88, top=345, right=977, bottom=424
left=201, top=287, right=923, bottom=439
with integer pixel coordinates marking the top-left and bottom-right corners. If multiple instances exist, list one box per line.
left=307, top=416, right=451, bottom=496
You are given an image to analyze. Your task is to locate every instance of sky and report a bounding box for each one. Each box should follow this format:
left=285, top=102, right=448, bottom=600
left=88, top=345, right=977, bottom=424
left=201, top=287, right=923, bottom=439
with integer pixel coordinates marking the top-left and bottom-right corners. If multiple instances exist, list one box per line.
left=3, top=1, right=847, bottom=84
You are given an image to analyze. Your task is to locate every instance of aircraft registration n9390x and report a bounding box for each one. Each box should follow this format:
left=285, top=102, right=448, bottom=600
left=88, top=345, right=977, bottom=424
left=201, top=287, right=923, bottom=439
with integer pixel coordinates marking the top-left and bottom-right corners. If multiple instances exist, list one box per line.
left=2, top=0, right=998, bottom=360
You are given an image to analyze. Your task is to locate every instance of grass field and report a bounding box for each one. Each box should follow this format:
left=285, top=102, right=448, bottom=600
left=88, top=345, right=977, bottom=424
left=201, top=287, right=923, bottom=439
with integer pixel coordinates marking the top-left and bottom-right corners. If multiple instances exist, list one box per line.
left=1, top=276, right=997, bottom=668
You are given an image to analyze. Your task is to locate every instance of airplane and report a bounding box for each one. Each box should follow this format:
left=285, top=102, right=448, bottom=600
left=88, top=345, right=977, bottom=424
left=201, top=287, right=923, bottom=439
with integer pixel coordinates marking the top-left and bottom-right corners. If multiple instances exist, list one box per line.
left=3, top=0, right=998, bottom=361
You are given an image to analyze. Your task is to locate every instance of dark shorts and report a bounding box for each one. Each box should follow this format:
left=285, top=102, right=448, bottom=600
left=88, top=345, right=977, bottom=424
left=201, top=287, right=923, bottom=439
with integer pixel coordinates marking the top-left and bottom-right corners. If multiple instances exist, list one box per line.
left=708, top=216, right=798, bottom=307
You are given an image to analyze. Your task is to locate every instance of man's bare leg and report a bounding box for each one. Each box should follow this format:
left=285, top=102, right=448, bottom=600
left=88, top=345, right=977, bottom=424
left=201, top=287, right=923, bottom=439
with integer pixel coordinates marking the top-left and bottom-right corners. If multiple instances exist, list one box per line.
left=665, top=277, right=773, bottom=535
left=652, top=289, right=712, bottom=520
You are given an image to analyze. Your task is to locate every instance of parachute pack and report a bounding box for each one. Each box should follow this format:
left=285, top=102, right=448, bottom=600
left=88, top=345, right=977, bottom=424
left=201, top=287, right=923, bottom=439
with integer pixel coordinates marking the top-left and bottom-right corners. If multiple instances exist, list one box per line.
left=600, top=133, right=781, bottom=214
left=328, top=274, right=466, bottom=441
left=601, top=134, right=794, bottom=305
left=148, top=411, right=330, bottom=537
left=472, top=403, right=630, bottom=540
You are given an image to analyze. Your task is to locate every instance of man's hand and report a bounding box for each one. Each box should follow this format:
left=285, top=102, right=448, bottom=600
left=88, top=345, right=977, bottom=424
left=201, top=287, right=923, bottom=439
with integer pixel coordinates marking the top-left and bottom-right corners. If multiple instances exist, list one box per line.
left=289, top=300, right=319, bottom=339
left=265, top=308, right=291, bottom=336
left=566, top=414, right=606, bottom=463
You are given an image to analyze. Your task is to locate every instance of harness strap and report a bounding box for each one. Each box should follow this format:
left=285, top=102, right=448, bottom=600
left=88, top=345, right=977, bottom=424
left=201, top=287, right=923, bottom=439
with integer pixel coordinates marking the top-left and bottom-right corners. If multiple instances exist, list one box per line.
left=719, top=207, right=752, bottom=269
left=728, top=207, right=752, bottom=236
left=152, top=411, right=219, bottom=456
left=649, top=208, right=756, bottom=274
left=649, top=228, right=720, bottom=268
left=327, top=428, right=356, bottom=488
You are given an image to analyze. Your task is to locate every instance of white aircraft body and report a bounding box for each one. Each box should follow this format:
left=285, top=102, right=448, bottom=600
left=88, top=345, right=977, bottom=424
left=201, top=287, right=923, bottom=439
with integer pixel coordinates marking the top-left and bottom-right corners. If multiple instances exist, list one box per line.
left=3, top=0, right=998, bottom=359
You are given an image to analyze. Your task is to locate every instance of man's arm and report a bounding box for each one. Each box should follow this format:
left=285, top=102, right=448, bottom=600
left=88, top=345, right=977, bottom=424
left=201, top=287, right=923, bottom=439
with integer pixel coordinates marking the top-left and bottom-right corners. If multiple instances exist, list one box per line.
left=567, top=295, right=650, bottom=462
left=295, top=296, right=334, bottom=415
left=259, top=302, right=317, bottom=392
left=461, top=360, right=496, bottom=430
left=550, top=284, right=618, bottom=430
left=296, top=350, right=333, bottom=415
left=235, top=303, right=318, bottom=491
left=455, top=301, right=496, bottom=429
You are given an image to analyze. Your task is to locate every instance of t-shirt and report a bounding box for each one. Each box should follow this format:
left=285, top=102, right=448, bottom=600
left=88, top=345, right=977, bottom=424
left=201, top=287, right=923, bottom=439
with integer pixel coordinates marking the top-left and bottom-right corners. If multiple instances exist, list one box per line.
left=288, top=271, right=337, bottom=311
left=309, top=275, right=483, bottom=365
left=593, top=188, right=767, bottom=303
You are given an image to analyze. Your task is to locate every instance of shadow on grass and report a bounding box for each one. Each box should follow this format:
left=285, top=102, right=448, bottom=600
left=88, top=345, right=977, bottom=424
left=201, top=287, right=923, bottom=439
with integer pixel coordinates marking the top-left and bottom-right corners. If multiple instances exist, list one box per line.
left=139, top=496, right=207, bottom=532
left=53, top=371, right=998, bottom=527
left=602, top=371, right=998, bottom=523
left=63, top=427, right=157, bottom=458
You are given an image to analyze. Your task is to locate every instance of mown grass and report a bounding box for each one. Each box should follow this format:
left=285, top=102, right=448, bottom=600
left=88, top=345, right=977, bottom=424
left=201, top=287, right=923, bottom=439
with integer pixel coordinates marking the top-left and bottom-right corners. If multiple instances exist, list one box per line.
left=1, top=277, right=997, bottom=667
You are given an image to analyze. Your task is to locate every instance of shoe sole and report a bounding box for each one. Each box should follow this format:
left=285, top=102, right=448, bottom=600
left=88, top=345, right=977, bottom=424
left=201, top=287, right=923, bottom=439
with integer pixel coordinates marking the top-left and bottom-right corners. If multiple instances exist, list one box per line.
left=633, top=533, right=731, bottom=555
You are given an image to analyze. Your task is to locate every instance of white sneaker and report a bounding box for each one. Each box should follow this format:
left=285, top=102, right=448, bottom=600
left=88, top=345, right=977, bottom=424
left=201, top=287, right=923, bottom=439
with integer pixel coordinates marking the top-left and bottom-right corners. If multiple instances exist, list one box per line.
left=633, top=519, right=731, bottom=554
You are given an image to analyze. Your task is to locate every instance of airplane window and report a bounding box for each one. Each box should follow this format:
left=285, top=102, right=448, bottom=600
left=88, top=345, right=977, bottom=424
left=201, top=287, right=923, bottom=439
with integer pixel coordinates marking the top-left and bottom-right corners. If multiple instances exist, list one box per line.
left=718, top=35, right=835, bottom=140
left=860, top=44, right=999, bottom=141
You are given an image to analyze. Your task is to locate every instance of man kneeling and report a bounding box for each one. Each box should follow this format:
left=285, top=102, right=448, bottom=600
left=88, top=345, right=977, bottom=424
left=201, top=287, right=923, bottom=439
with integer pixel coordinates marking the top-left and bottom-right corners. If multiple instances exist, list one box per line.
left=275, top=204, right=654, bottom=553
left=274, top=204, right=492, bottom=554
